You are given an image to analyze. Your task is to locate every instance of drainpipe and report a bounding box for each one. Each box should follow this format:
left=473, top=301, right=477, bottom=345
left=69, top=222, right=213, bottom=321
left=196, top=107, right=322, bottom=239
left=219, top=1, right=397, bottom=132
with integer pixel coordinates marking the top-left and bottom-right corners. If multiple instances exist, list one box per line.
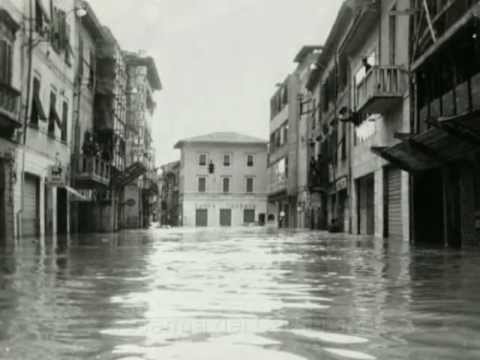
left=17, top=0, right=34, bottom=239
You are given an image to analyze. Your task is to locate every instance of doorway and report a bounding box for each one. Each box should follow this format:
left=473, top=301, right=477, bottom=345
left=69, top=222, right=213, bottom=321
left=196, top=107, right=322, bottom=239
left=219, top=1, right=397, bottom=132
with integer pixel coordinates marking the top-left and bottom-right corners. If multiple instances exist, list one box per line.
left=57, top=187, right=68, bottom=235
left=413, top=168, right=445, bottom=245
left=357, top=174, right=375, bottom=235
left=219, top=209, right=232, bottom=227
left=195, top=209, right=208, bottom=227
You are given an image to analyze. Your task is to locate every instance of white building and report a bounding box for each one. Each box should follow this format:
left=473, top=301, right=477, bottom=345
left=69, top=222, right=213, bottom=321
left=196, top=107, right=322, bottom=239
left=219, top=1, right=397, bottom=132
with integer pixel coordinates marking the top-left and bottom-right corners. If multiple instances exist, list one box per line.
left=175, top=132, right=268, bottom=227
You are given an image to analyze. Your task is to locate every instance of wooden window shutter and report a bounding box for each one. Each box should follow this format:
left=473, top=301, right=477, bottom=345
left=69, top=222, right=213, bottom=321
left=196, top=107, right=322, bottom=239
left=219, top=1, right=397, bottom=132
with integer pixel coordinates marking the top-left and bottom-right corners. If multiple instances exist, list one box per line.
left=0, top=41, right=5, bottom=84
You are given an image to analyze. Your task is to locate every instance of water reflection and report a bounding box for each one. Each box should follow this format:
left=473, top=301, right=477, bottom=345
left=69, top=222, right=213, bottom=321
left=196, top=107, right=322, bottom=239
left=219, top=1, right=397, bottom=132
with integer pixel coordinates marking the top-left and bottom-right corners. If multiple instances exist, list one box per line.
left=0, top=228, right=479, bottom=359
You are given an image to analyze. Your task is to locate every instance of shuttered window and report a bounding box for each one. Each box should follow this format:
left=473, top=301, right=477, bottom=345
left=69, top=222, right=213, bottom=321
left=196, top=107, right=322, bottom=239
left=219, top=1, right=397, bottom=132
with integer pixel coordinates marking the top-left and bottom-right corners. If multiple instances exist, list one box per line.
left=198, top=177, right=206, bottom=193
left=0, top=40, right=12, bottom=85
left=61, top=101, right=68, bottom=142
left=246, top=177, right=254, bottom=193
left=222, top=177, right=230, bottom=193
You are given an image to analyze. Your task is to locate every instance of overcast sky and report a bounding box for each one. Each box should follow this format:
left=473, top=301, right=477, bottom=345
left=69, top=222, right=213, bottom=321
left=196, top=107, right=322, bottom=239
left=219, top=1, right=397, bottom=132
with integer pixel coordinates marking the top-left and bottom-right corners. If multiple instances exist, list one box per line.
left=88, top=0, right=343, bottom=165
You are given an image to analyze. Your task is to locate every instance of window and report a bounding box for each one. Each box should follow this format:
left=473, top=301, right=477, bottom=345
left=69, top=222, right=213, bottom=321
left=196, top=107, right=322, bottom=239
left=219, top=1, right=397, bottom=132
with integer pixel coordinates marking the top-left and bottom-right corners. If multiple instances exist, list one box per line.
left=223, top=177, right=230, bottom=193
left=199, top=154, right=207, bottom=166
left=243, top=209, right=256, bottom=224
left=198, top=177, right=206, bottom=192
left=48, top=91, right=59, bottom=137
left=246, top=177, right=254, bottom=193
left=61, top=101, right=68, bottom=142
left=0, top=40, right=13, bottom=85
left=30, top=77, right=46, bottom=126
left=247, top=155, right=254, bottom=167
left=88, top=50, right=96, bottom=88
left=223, top=154, right=231, bottom=167
left=389, top=6, right=397, bottom=65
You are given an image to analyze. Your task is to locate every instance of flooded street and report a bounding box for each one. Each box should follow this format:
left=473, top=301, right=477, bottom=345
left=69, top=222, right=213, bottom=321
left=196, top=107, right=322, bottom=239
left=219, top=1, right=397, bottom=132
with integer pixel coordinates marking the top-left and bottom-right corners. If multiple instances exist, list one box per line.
left=1, top=228, right=480, bottom=360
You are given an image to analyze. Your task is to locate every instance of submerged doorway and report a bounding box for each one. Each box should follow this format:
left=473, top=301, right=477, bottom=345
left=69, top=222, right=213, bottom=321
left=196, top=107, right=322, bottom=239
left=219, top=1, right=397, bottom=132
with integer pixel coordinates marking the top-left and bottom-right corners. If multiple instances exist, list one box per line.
left=357, top=174, right=374, bottom=235
left=57, top=187, right=68, bottom=235
left=413, top=168, right=445, bottom=246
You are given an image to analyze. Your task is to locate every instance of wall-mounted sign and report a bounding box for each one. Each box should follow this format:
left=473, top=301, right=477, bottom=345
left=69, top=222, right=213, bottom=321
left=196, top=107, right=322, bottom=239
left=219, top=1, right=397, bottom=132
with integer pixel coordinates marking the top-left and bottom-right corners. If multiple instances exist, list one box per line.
left=47, top=165, right=66, bottom=187
left=126, top=199, right=136, bottom=207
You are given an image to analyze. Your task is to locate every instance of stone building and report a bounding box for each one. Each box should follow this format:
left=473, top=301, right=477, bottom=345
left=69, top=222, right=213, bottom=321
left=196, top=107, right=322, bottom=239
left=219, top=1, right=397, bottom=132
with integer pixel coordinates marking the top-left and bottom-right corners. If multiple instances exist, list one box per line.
left=159, top=160, right=180, bottom=226
left=69, top=0, right=112, bottom=234
left=0, top=2, right=22, bottom=243
left=15, top=0, right=80, bottom=238
left=375, top=0, right=480, bottom=247
left=345, top=0, right=411, bottom=239
left=267, top=75, right=299, bottom=228
left=123, top=52, right=161, bottom=229
left=175, top=132, right=268, bottom=227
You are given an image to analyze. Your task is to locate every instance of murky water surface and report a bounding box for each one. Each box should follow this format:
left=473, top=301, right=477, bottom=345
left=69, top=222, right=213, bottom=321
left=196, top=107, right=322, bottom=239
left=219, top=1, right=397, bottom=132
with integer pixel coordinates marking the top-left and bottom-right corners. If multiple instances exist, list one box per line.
left=1, top=228, right=480, bottom=359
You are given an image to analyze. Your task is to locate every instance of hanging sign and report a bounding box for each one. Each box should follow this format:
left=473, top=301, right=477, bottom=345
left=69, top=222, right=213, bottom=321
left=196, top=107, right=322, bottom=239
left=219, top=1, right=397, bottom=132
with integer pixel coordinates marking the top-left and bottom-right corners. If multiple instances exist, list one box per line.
left=47, top=165, right=66, bottom=187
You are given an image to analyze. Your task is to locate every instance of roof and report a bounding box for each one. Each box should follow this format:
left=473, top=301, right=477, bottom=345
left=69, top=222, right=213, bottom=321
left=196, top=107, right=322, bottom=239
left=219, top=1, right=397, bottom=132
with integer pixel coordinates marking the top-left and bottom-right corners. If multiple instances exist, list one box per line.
left=174, top=132, right=267, bottom=149
left=80, top=1, right=105, bottom=42
left=294, top=45, right=324, bottom=63
left=124, top=52, right=162, bottom=91
left=306, top=1, right=354, bottom=90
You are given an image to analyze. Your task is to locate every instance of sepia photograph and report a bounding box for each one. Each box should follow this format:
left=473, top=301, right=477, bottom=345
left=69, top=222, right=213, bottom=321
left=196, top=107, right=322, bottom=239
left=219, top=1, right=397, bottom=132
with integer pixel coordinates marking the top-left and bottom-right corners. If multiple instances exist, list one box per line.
left=0, top=0, right=480, bottom=359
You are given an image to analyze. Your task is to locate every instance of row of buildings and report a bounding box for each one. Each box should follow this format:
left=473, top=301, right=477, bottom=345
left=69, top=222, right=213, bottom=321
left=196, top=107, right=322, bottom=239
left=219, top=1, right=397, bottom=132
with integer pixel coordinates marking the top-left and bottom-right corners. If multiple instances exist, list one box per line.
left=0, top=0, right=161, bottom=243
left=267, top=0, right=480, bottom=247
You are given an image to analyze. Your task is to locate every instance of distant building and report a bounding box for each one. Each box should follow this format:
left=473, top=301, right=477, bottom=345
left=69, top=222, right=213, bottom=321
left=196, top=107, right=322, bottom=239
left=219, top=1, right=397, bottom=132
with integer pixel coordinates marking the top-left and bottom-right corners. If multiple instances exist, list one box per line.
left=159, top=161, right=180, bottom=226
left=123, top=52, right=162, bottom=229
left=175, top=132, right=268, bottom=227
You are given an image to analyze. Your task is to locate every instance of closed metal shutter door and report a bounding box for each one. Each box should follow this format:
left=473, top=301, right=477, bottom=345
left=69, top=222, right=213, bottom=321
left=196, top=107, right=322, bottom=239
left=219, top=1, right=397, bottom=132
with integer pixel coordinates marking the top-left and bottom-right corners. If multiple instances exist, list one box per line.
left=195, top=209, right=208, bottom=227
left=23, top=174, right=39, bottom=237
left=387, top=168, right=403, bottom=239
left=219, top=209, right=231, bottom=227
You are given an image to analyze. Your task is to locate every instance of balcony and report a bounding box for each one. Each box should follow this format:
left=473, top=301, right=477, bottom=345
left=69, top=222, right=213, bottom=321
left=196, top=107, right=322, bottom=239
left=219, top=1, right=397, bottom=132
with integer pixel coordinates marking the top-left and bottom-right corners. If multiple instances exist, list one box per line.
left=0, top=83, right=21, bottom=137
left=73, top=156, right=111, bottom=188
left=355, top=66, right=407, bottom=115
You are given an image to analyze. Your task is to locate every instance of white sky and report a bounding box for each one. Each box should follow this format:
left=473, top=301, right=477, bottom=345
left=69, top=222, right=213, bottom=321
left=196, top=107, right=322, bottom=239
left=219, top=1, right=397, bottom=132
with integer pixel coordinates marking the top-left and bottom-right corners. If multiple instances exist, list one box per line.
left=88, top=0, right=343, bottom=165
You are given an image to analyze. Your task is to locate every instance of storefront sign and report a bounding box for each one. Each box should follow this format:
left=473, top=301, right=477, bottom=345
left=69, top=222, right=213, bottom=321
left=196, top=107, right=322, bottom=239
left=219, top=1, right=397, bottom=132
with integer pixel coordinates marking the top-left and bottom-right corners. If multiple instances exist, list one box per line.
left=195, top=203, right=257, bottom=210
left=47, top=165, right=66, bottom=187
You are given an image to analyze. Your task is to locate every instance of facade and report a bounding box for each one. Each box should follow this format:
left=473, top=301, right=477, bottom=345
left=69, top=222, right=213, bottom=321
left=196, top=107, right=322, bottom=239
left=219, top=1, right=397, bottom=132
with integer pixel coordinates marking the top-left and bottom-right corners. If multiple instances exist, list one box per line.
left=346, top=0, right=411, bottom=239
left=175, top=132, right=268, bottom=227
left=16, top=0, right=79, bottom=238
left=70, top=0, right=112, bottom=234
left=267, top=74, right=299, bottom=228
left=159, top=160, right=180, bottom=226
left=375, top=0, right=480, bottom=247
left=293, top=46, right=323, bottom=229
left=0, top=2, right=22, bottom=243
left=123, top=52, right=161, bottom=229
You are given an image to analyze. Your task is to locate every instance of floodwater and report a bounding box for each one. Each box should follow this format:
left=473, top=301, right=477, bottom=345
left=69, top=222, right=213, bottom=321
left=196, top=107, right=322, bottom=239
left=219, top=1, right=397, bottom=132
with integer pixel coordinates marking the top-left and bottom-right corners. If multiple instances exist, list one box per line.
left=1, top=228, right=480, bottom=360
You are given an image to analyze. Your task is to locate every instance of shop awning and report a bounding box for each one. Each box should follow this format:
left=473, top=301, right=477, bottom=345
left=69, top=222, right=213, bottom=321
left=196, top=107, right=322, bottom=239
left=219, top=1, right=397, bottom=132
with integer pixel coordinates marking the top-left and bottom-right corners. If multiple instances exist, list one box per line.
left=64, top=186, right=90, bottom=201
left=371, top=111, right=480, bottom=172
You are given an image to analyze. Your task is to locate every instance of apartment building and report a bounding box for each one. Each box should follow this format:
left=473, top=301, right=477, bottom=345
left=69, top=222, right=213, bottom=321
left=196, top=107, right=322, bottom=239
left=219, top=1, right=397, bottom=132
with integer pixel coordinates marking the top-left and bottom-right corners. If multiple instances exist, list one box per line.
left=376, top=0, right=480, bottom=246
left=159, top=160, right=180, bottom=226
left=268, top=75, right=299, bottom=228
left=175, top=132, right=268, bottom=227
left=0, top=2, right=22, bottom=243
left=306, top=3, right=355, bottom=234
left=69, top=0, right=112, bottom=234
left=16, top=0, right=80, bottom=238
left=123, top=52, right=161, bottom=229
